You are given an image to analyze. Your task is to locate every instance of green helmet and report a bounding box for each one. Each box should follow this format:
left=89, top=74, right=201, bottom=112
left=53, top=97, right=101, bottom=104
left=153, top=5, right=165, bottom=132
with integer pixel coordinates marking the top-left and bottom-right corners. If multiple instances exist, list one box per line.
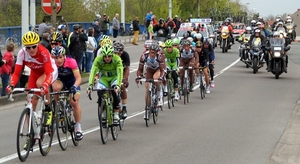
left=101, top=44, right=114, bottom=56
left=172, top=38, right=180, bottom=45
left=165, top=39, right=173, bottom=47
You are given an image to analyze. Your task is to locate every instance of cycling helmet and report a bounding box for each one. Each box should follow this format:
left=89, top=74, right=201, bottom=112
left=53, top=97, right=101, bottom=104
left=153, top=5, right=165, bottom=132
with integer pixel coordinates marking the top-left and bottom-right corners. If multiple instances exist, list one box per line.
left=51, top=46, right=66, bottom=57
left=246, top=26, right=252, bottom=31
left=113, top=41, right=124, bottom=52
left=22, top=31, right=40, bottom=46
left=183, top=32, right=189, bottom=38
left=100, top=38, right=113, bottom=47
left=149, top=43, right=160, bottom=51
left=57, top=24, right=66, bottom=30
left=203, top=38, right=209, bottom=43
left=182, top=40, right=191, bottom=45
left=73, top=24, right=81, bottom=31
left=172, top=38, right=180, bottom=45
left=187, top=37, right=193, bottom=43
left=101, top=35, right=110, bottom=40
left=194, top=33, right=202, bottom=39
left=158, top=41, right=165, bottom=48
left=195, top=41, right=202, bottom=47
left=144, top=40, right=152, bottom=49
left=50, top=32, right=63, bottom=42
left=165, top=39, right=173, bottom=47
left=273, top=31, right=280, bottom=37
left=101, top=44, right=114, bottom=56
left=256, top=22, right=262, bottom=25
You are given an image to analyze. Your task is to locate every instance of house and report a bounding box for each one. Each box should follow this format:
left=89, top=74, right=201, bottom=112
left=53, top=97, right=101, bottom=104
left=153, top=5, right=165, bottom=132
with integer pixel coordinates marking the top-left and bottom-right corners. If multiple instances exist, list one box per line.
left=291, top=9, right=300, bottom=36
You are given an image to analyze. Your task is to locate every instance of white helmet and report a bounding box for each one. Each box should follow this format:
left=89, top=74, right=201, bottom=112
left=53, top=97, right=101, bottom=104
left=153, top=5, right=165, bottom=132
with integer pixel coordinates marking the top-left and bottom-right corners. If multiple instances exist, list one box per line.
left=273, top=31, right=280, bottom=37
left=187, top=37, right=193, bottom=43
left=286, top=16, right=291, bottom=19
left=287, top=19, right=292, bottom=23
left=251, top=20, right=256, bottom=24
left=277, top=22, right=283, bottom=25
left=194, top=33, right=202, bottom=39
left=246, top=26, right=252, bottom=31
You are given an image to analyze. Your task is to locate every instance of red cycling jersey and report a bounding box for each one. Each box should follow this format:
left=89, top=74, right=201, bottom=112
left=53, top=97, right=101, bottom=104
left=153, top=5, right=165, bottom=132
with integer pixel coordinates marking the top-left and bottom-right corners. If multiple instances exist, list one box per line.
left=10, top=44, right=58, bottom=90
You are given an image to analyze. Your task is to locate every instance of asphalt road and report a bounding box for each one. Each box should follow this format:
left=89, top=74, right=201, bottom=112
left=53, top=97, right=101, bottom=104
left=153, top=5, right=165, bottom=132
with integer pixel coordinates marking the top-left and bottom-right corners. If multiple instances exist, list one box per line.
left=1, top=41, right=300, bottom=164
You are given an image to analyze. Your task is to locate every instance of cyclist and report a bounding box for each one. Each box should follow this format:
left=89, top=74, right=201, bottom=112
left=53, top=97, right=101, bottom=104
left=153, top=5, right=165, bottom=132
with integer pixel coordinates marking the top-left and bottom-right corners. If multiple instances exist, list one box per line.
left=194, top=40, right=210, bottom=93
left=113, top=41, right=130, bottom=119
left=163, top=39, right=180, bottom=100
left=136, top=43, right=166, bottom=118
left=203, top=38, right=216, bottom=88
left=7, top=31, right=58, bottom=139
left=49, top=32, right=71, bottom=57
left=87, top=44, right=123, bottom=125
left=172, top=37, right=180, bottom=50
left=96, top=38, right=113, bottom=57
left=179, top=40, right=198, bottom=92
left=50, top=46, right=83, bottom=141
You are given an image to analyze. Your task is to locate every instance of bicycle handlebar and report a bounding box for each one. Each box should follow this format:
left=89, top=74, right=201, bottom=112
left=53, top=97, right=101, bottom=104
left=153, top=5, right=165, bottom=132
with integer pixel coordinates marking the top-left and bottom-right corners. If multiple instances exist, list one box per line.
left=178, top=66, right=194, bottom=70
left=50, top=90, right=76, bottom=102
left=8, top=88, right=43, bottom=102
left=87, top=88, right=115, bottom=100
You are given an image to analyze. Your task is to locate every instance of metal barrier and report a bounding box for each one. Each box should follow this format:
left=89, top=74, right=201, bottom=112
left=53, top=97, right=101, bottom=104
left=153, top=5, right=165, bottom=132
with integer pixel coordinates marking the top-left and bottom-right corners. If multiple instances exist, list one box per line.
left=0, top=22, right=145, bottom=46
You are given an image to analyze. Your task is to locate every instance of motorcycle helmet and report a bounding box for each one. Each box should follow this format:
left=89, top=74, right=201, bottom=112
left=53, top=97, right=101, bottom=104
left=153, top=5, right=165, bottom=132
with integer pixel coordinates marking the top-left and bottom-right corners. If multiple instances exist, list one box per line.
left=246, top=26, right=252, bottom=31
left=277, top=22, right=283, bottom=26
left=273, top=31, right=280, bottom=37
left=287, top=19, right=292, bottom=23
left=286, top=16, right=291, bottom=20
left=254, top=29, right=261, bottom=34
left=194, top=33, right=202, bottom=39
left=256, top=22, right=262, bottom=26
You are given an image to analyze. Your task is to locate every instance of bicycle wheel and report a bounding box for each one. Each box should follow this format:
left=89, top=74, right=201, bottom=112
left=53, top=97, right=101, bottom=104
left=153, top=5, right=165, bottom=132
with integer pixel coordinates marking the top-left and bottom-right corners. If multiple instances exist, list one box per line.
left=183, top=78, right=187, bottom=105
left=16, top=108, right=32, bottom=162
left=167, top=82, right=171, bottom=109
left=56, top=102, right=69, bottom=151
left=145, top=90, right=152, bottom=127
left=98, top=100, right=109, bottom=144
left=39, top=108, right=54, bottom=156
left=111, top=124, right=119, bottom=140
left=153, top=103, right=159, bottom=124
left=160, top=85, right=164, bottom=111
left=69, top=115, right=79, bottom=146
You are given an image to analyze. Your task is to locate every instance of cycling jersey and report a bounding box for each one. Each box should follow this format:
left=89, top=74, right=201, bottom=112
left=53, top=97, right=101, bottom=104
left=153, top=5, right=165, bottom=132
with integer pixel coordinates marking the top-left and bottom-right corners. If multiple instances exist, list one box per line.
left=164, top=48, right=179, bottom=70
left=89, top=54, right=123, bottom=87
left=57, top=57, right=79, bottom=87
left=139, top=51, right=163, bottom=70
left=180, top=48, right=196, bottom=59
left=11, top=44, right=58, bottom=89
left=120, top=51, right=130, bottom=69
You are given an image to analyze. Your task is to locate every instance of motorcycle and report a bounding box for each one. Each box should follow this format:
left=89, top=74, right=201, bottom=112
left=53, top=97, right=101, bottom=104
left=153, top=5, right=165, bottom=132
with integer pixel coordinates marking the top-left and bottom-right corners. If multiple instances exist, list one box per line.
left=266, top=38, right=290, bottom=79
left=237, top=34, right=251, bottom=67
left=246, top=37, right=265, bottom=74
left=220, top=26, right=231, bottom=53
left=285, top=23, right=296, bottom=42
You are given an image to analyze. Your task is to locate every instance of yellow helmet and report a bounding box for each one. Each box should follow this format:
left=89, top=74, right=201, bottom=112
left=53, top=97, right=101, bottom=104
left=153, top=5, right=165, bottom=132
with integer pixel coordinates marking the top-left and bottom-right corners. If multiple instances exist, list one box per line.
left=22, top=31, right=40, bottom=46
left=100, top=38, right=113, bottom=47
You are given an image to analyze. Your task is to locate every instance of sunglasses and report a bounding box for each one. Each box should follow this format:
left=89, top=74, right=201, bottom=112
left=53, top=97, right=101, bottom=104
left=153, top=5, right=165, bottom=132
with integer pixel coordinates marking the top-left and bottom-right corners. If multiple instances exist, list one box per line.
left=51, top=42, right=59, bottom=45
left=104, top=55, right=112, bottom=58
left=26, top=45, right=37, bottom=50
left=196, top=46, right=202, bottom=48
left=165, top=46, right=172, bottom=48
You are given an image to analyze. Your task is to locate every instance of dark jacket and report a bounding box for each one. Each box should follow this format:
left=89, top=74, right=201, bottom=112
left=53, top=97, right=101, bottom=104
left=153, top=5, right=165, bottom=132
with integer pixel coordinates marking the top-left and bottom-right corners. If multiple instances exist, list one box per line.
left=153, top=24, right=170, bottom=37
left=79, top=32, right=88, bottom=52
left=133, top=20, right=139, bottom=31
left=93, top=24, right=101, bottom=40
left=248, top=35, right=266, bottom=47
left=100, top=17, right=110, bottom=31
left=68, top=32, right=80, bottom=58
left=0, top=50, right=4, bottom=67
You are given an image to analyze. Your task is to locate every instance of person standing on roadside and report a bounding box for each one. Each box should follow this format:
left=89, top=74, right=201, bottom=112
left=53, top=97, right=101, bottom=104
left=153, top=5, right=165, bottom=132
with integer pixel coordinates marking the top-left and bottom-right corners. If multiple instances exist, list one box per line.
left=132, top=17, right=140, bottom=45
left=38, top=19, right=47, bottom=37
left=145, top=11, right=153, bottom=39
left=0, top=43, right=14, bottom=96
left=78, top=26, right=88, bottom=73
left=112, top=13, right=120, bottom=38
left=100, top=13, right=110, bottom=35
left=93, top=21, right=101, bottom=41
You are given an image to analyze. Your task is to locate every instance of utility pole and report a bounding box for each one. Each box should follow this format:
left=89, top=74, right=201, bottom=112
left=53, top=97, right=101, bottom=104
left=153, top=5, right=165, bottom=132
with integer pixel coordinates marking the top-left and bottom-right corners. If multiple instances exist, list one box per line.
left=30, top=0, right=36, bottom=30
left=169, top=0, right=172, bottom=18
left=121, top=0, right=125, bottom=25
left=22, top=0, right=29, bottom=37
left=51, top=0, right=57, bottom=28
left=198, top=0, right=200, bottom=17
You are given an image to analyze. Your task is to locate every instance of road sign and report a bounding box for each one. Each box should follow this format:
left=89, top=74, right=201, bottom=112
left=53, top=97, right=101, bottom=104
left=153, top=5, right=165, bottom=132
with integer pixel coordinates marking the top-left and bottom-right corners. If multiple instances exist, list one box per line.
left=41, top=0, right=62, bottom=15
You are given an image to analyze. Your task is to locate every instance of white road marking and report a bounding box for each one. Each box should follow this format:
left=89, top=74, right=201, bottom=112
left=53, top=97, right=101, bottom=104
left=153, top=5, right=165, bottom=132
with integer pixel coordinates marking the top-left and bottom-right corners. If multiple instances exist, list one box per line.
left=0, top=58, right=240, bottom=163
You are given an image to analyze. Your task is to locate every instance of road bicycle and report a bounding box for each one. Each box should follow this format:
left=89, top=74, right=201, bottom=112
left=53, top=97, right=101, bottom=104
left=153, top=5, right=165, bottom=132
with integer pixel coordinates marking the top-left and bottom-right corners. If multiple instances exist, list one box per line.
left=179, top=66, right=193, bottom=105
left=50, top=90, right=78, bottom=151
left=88, top=88, right=120, bottom=144
left=166, top=69, right=176, bottom=109
left=137, top=78, right=163, bottom=127
left=196, top=67, right=207, bottom=99
left=9, top=88, right=55, bottom=162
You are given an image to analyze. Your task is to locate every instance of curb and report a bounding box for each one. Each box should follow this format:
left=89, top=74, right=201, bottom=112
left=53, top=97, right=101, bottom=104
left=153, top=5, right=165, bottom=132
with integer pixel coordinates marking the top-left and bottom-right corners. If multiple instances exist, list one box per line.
left=268, top=98, right=300, bottom=164
left=0, top=77, right=89, bottom=106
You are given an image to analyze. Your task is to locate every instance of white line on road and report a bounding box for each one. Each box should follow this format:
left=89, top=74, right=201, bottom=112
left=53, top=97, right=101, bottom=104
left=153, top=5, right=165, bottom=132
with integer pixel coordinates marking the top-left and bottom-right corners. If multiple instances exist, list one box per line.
left=0, top=58, right=240, bottom=163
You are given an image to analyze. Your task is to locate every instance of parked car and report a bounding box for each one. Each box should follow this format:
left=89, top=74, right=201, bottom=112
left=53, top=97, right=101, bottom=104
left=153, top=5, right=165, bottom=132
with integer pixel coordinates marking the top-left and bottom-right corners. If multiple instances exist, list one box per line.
left=232, top=23, right=246, bottom=38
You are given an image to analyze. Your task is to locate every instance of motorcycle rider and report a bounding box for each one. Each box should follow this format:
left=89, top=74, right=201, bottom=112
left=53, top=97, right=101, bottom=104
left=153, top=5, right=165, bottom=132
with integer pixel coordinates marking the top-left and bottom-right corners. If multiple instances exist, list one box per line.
left=238, top=26, right=252, bottom=61
left=219, top=19, right=234, bottom=46
left=250, top=20, right=257, bottom=29
left=274, top=22, right=287, bottom=32
left=247, top=29, right=266, bottom=63
left=255, top=22, right=270, bottom=38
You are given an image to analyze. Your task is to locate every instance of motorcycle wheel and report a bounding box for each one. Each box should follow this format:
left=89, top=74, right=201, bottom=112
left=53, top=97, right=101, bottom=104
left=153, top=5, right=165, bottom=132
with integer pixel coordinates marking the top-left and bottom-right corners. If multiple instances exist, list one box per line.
left=222, top=40, right=226, bottom=53
left=275, top=63, right=280, bottom=79
left=253, top=58, right=258, bottom=74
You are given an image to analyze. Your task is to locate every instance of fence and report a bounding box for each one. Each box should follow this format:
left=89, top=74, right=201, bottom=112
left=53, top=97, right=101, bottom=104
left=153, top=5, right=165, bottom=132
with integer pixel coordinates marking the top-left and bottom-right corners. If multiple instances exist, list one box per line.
left=0, top=22, right=146, bottom=46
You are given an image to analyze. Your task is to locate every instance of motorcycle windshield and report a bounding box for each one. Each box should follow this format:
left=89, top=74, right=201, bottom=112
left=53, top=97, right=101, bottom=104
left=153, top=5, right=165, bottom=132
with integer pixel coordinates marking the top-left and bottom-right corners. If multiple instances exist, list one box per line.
left=244, top=34, right=251, bottom=39
left=277, top=27, right=286, bottom=33
left=221, top=26, right=229, bottom=33
left=270, top=38, right=285, bottom=46
left=285, top=23, right=293, bottom=29
left=252, top=37, right=261, bottom=47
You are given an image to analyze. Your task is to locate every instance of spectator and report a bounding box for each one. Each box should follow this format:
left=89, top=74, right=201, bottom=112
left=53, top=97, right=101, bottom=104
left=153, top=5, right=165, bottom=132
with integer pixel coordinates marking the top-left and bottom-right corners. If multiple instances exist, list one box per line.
left=152, top=15, right=157, bottom=26
left=57, top=16, right=67, bottom=26
left=0, top=43, right=14, bottom=96
left=68, top=24, right=81, bottom=66
left=132, top=17, right=140, bottom=45
left=145, top=11, right=153, bottom=39
left=100, top=13, right=110, bottom=35
left=93, top=21, right=101, bottom=41
left=20, top=66, right=30, bottom=88
left=78, top=26, right=88, bottom=73
left=57, top=24, right=68, bottom=46
left=0, top=37, right=4, bottom=67
left=86, top=27, right=97, bottom=73
left=173, top=15, right=181, bottom=33
left=95, top=14, right=101, bottom=22
left=148, top=20, right=154, bottom=40
left=166, top=17, right=176, bottom=33
left=38, top=19, right=47, bottom=37
left=112, top=13, right=120, bottom=38
left=188, top=14, right=193, bottom=22
left=40, top=33, right=51, bottom=51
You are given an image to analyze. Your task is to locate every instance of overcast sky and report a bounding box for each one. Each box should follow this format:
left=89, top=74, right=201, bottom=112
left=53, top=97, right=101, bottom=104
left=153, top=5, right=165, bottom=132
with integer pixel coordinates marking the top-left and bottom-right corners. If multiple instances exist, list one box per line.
left=239, top=0, right=299, bottom=17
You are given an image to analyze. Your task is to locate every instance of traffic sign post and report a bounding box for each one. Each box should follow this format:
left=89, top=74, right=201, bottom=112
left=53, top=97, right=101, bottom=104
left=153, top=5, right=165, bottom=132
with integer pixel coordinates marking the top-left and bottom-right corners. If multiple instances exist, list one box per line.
left=41, top=0, right=62, bottom=15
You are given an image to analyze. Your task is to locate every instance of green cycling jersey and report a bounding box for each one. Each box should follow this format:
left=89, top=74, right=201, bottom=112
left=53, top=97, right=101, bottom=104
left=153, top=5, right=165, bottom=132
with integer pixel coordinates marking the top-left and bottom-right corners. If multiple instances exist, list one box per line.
left=164, top=48, right=179, bottom=63
left=89, top=54, right=124, bottom=87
